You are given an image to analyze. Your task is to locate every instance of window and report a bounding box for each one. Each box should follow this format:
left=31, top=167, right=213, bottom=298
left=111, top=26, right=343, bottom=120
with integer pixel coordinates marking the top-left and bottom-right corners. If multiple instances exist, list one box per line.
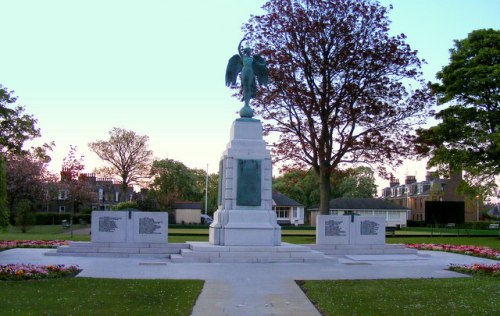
left=58, top=206, right=66, bottom=213
left=293, top=207, right=299, bottom=218
left=274, top=206, right=290, bottom=219
left=98, top=188, right=104, bottom=200
left=388, top=212, right=400, bottom=220
left=115, top=192, right=120, bottom=202
left=58, top=190, right=68, bottom=200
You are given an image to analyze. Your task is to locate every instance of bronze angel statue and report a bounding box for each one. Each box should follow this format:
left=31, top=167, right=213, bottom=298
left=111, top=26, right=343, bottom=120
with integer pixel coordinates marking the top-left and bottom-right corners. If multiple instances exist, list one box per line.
left=225, top=38, right=269, bottom=118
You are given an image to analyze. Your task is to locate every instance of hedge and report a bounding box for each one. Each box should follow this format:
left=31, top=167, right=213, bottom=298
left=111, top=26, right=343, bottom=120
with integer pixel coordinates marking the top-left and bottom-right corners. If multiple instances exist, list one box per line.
left=33, top=213, right=91, bottom=225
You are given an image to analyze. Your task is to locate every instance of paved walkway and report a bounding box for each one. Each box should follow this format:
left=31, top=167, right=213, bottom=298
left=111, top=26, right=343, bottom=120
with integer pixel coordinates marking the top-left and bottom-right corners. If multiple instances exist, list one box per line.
left=1, top=249, right=497, bottom=316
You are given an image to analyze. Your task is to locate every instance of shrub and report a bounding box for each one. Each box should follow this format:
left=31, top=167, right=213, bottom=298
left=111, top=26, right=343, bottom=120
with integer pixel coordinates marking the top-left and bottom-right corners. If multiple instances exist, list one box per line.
left=449, top=263, right=500, bottom=277
left=0, top=264, right=80, bottom=281
left=112, top=201, right=139, bottom=210
left=33, top=213, right=71, bottom=225
left=406, top=220, right=426, bottom=227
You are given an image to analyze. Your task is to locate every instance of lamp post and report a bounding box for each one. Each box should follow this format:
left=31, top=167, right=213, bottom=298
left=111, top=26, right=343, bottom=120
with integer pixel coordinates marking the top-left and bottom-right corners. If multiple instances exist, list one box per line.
left=476, top=195, right=480, bottom=222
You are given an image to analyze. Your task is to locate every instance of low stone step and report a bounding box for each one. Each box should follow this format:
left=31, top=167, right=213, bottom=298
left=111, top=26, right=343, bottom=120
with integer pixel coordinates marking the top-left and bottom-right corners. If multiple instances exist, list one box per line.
left=307, top=244, right=418, bottom=255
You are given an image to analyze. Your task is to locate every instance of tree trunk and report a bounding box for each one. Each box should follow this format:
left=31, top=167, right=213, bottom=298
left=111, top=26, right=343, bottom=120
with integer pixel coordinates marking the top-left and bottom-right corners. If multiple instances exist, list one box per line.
left=319, top=162, right=331, bottom=215
left=121, top=182, right=128, bottom=202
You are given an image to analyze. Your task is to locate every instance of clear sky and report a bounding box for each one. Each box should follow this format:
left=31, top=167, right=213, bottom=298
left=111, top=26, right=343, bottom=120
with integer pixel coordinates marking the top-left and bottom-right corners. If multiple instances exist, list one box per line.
left=1, top=0, right=499, bottom=194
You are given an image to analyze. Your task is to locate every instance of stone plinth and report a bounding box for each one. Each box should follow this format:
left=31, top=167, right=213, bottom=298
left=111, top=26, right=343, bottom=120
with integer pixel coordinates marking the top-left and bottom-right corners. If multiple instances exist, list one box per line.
left=209, top=118, right=281, bottom=246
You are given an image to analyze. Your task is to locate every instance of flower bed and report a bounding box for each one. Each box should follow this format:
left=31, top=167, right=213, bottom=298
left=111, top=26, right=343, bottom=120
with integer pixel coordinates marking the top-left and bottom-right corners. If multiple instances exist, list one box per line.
left=405, top=243, right=500, bottom=260
left=449, top=263, right=500, bottom=277
left=0, top=264, right=80, bottom=281
left=0, top=240, right=68, bottom=250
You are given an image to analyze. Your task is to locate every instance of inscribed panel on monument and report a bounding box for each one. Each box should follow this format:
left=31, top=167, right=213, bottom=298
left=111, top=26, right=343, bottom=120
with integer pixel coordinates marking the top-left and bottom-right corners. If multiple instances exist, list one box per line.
left=236, top=159, right=261, bottom=206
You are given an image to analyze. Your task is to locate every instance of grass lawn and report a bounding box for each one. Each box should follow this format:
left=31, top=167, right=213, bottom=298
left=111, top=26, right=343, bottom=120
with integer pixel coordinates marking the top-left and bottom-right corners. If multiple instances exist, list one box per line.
left=299, top=276, right=499, bottom=316
left=0, top=278, right=203, bottom=316
left=0, top=225, right=90, bottom=241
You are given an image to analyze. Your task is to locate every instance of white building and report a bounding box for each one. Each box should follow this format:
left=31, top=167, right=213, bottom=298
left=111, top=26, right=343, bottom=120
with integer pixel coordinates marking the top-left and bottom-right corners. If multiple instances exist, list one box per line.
left=272, top=192, right=305, bottom=225
left=309, top=197, right=410, bottom=228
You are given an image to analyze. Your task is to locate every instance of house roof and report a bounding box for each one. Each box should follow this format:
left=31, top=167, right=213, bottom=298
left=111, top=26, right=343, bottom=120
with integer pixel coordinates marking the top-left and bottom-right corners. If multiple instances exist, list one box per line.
left=487, top=205, right=500, bottom=218
left=309, top=197, right=409, bottom=211
left=174, top=201, right=201, bottom=210
left=272, top=192, right=303, bottom=207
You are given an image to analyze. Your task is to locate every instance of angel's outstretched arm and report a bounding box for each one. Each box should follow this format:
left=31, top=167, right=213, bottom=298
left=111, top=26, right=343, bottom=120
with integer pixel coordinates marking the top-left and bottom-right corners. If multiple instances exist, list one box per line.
left=237, top=38, right=245, bottom=57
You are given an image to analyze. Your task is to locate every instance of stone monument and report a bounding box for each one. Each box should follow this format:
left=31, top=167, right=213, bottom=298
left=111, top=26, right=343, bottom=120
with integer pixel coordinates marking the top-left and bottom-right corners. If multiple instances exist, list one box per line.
left=316, top=215, right=385, bottom=245
left=209, top=38, right=281, bottom=246
left=91, top=210, right=168, bottom=244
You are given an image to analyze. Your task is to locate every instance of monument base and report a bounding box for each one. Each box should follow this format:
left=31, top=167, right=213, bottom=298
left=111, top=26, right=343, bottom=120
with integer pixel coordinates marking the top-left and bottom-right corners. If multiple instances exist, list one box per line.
left=209, top=209, right=281, bottom=246
left=170, top=242, right=328, bottom=263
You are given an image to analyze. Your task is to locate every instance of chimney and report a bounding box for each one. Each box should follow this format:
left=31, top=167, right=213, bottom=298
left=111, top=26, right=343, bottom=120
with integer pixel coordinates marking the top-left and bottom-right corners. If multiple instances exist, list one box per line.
left=389, top=174, right=400, bottom=187
left=405, top=175, right=416, bottom=185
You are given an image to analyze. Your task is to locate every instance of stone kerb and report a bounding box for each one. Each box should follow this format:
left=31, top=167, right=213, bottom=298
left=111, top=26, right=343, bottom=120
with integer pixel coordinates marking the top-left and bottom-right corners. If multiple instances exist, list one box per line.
left=316, top=215, right=385, bottom=245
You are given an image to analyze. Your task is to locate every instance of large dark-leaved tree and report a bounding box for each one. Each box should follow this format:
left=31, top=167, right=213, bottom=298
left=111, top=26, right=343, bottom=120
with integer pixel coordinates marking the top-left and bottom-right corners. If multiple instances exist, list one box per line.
left=5, top=150, right=57, bottom=212
left=416, top=29, right=499, bottom=197
left=60, top=146, right=95, bottom=238
left=243, top=0, right=433, bottom=214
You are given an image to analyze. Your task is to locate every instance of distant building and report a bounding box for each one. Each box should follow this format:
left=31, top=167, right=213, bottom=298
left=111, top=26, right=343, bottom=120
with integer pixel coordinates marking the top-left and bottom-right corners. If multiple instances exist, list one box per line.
left=48, top=170, right=134, bottom=213
left=173, top=201, right=201, bottom=224
left=309, top=198, right=410, bottom=227
left=381, top=171, right=476, bottom=222
left=272, top=192, right=305, bottom=225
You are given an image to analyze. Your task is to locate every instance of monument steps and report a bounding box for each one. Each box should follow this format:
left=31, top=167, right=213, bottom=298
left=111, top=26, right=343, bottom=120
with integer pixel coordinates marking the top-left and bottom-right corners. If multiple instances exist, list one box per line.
left=307, top=243, right=418, bottom=255
left=169, top=242, right=331, bottom=263
left=48, top=242, right=189, bottom=258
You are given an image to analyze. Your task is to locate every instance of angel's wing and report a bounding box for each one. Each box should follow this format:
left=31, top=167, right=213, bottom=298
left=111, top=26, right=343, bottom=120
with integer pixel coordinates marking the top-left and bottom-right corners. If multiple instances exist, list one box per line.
left=252, top=55, right=269, bottom=86
left=225, top=55, right=242, bottom=86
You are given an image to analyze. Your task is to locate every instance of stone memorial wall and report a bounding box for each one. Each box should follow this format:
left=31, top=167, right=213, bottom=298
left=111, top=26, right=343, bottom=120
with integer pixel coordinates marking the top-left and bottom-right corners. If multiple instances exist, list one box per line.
left=316, top=215, right=385, bottom=245
left=91, top=211, right=168, bottom=243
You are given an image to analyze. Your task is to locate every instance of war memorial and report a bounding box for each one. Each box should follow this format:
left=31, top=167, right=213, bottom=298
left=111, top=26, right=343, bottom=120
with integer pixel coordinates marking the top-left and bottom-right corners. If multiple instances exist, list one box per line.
left=1, top=37, right=497, bottom=316
left=52, top=39, right=415, bottom=261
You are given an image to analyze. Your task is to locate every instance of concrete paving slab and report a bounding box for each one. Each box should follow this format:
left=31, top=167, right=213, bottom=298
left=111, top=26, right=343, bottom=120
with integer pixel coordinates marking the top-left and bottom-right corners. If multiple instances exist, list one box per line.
left=1, top=248, right=498, bottom=316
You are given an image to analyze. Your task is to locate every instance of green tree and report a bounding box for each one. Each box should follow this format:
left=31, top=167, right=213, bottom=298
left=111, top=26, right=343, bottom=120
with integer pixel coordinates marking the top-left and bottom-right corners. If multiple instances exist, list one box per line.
left=244, top=0, right=432, bottom=214
left=149, top=159, right=204, bottom=209
left=333, top=166, right=377, bottom=198
left=0, top=157, right=9, bottom=229
left=273, top=169, right=319, bottom=208
left=89, top=128, right=153, bottom=200
left=0, top=85, right=40, bottom=155
left=416, top=29, right=500, bottom=197
left=201, top=173, right=219, bottom=215
left=273, top=166, right=376, bottom=208
left=14, top=199, right=33, bottom=233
